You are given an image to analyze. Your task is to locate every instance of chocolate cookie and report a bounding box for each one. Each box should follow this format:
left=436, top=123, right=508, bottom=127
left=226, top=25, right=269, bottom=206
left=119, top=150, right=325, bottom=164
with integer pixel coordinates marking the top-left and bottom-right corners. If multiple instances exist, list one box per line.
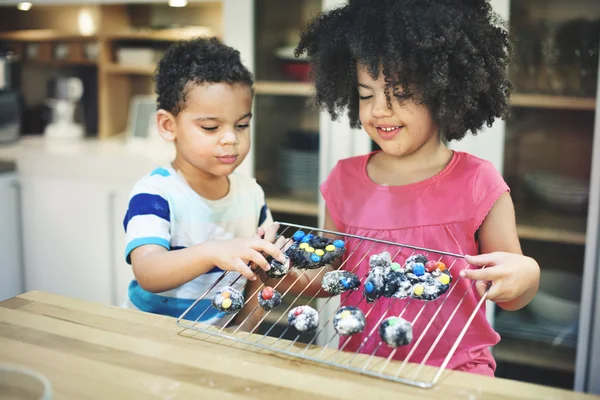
left=285, top=230, right=345, bottom=270
left=288, top=305, right=319, bottom=334
left=379, top=316, right=413, bottom=347
left=322, top=270, right=361, bottom=295
left=212, top=286, right=244, bottom=313
left=257, top=286, right=282, bottom=311
left=333, top=306, right=366, bottom=336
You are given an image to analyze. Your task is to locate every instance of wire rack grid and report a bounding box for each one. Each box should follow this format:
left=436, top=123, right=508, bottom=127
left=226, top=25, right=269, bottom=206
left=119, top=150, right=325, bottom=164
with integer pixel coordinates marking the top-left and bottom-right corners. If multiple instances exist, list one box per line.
left=176, top=222, right=489, bottom=389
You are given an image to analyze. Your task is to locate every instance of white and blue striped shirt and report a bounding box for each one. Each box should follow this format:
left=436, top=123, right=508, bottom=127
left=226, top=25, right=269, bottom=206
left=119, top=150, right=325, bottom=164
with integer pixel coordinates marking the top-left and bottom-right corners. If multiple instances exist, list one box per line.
left=122, top=166, right=273, bottom=323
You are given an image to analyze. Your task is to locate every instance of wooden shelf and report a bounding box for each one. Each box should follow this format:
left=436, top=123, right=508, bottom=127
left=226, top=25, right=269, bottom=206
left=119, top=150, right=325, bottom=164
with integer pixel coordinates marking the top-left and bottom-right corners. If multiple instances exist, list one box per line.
left=103, top=63, right=156, bottom=76
left=25, top=59, right=97, bottom=67
left=511, top=93, right=596, bottom=111
left=0, top=29, right=96, bottom=42
left=268, top=196, right=319, bottom=217
left=102, top=27, right=214, bottom=42
left=493, top=337, right=576, bottom=373
left=515, top=203, right=587, bottom=245
left=255, top=81, right=314, bottom=97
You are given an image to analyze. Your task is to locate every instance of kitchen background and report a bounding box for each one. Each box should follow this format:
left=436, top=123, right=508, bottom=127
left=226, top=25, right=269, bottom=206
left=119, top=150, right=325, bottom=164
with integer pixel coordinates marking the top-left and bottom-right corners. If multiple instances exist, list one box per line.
left=0, top=0, right=599, bottom=394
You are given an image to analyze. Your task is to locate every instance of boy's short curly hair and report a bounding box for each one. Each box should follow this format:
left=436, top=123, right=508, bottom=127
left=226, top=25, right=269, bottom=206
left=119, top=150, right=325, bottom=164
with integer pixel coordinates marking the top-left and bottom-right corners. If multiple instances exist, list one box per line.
left=295, top=0, right=512, bottom=141
left=155, top=37, right=253, bottom=115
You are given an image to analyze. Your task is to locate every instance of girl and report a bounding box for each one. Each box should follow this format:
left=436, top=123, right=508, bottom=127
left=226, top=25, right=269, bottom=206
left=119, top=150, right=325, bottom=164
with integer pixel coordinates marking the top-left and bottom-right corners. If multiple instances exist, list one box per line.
left=272, top=0, right=540, bottom=377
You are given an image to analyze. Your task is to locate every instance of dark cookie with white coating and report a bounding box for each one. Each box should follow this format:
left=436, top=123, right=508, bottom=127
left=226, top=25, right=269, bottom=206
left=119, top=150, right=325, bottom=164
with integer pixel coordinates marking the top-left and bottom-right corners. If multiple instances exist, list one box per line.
left=333, top=306, right=366, bottom=336
left=321, top=270, right=361, bottom=295
left=364, top=251, right=392, bottom=303
left=285, top=231, right=346, bottom=270
left=379, top=316, right=413, bottom=347
left=266, top=255, right=291, bottom=279
left=288, top=305, right=319, bottom=334
left=257, top=286, right=282, bottom=311
left=212, top=286, right=244, bottom=313
left=383, top=268, right=413, bottom=299
left=404, top=258, right=452, bottom=301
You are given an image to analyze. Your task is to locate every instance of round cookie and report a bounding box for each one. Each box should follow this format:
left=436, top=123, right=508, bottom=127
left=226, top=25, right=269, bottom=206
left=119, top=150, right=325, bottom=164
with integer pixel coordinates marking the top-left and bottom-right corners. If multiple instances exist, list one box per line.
left=257, top=286, right=282, bottom=311
left=286, top=231, right=346, bottom=270
left=288, top=305, right=319, bottom=334
left=321, top=270, right=361, bottom=295
left=333, top=306, right=366, bottom=336
left=212, top=286, right=244, bottom=313
left=266, top=255, right=291, bottom=279
left=379, top=317, right=413, bottom=347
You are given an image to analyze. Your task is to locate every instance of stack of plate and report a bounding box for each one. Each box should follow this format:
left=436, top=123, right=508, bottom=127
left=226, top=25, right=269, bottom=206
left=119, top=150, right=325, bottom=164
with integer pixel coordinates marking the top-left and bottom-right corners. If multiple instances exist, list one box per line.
left=277, top=146, right=319, bottom=195
left=524, top=172, right=589, bottom=213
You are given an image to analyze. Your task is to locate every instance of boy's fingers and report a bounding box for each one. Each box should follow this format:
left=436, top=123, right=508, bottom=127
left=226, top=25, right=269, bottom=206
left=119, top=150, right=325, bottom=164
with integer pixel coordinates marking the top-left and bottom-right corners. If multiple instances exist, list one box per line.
left=246, top=249, right=272, bottom=272
left=252, top=239, right=286, bottom=264
left=262, top=223, right=280, bottom=243
left=234, top=258, right=256, bottom=280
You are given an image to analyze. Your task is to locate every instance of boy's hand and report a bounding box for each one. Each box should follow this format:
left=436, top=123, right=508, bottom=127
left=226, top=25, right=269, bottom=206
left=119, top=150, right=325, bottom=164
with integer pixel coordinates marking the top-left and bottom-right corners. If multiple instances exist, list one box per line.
left=461, top=252, right=540, bottom=310
left=257, top=222, right=292, bottom=251
left=210, top=237, right=286, bottom=281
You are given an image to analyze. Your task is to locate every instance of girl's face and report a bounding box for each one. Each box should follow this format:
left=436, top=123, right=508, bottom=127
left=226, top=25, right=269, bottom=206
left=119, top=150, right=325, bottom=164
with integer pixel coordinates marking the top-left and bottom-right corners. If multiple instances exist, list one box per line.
left=356, top=64, right=440, bottom=158
left=165, top=82, right=253, bottom=180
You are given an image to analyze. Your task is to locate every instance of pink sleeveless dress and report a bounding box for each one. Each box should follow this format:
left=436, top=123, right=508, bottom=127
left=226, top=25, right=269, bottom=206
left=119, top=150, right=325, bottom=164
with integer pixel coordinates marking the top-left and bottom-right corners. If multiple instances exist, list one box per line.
left=320, top=151, right=509, bottom=376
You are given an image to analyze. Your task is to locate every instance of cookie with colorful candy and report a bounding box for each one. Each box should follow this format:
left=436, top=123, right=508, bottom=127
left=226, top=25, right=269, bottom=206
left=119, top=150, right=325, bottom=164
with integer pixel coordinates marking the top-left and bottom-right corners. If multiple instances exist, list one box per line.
left=403, top=255, right=452, bottom=301
left=257, top=286, right=282, bottom=311
left=321, top=270, right=361, bottom=295
left=212, top=286, right=245, bottom=313
left=288, top=305, right=319, bottom=334
left=379, top=316, right=413, bottom=347
left=284, top=230, right=346, bottom=270
left=333, top=306, right=366, bottom=336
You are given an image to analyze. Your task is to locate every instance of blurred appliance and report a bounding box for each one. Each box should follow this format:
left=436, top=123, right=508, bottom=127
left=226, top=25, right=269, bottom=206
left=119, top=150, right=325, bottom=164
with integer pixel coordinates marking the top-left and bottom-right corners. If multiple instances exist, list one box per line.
left=44, top=77, right=85, bottom=139
left=0, top=47, right=22, bottom=144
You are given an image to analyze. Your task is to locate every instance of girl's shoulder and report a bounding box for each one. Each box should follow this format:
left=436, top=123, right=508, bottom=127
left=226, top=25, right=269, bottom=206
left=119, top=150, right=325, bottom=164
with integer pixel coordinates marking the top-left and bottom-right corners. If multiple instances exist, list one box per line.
left=451, top=151, right=506, bottom=190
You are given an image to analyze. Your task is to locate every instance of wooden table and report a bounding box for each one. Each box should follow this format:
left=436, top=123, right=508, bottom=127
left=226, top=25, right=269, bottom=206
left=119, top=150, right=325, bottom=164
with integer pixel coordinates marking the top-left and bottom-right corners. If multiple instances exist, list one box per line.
left=1, top=291, right=598, bottom=400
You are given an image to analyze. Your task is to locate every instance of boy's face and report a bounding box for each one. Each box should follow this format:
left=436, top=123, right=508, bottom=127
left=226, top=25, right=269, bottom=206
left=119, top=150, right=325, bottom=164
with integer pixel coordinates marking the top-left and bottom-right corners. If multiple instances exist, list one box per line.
left=166, top=82, right=253, bottom=179
left=356, top=64, right=439, bottom=158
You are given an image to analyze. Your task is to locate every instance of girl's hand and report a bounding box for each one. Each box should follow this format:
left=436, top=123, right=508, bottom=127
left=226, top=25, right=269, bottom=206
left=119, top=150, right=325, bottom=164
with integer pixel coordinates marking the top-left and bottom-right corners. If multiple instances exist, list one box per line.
left=209, top=236, right=287, bottom=281
left=460, top=252, right=540, bottom=310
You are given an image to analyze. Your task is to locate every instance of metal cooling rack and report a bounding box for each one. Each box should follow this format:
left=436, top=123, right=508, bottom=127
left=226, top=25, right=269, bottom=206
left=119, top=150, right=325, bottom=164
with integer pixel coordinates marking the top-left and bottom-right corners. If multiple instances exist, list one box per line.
left=176, top=222, right=489, bottom=389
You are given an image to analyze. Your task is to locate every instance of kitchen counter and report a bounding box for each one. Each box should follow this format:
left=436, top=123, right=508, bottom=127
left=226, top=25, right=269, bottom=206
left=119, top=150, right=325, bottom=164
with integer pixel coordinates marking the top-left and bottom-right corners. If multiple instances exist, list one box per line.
left=1, top=291, right=598, bottom=400
left=0, top=136, right=175, bottom=183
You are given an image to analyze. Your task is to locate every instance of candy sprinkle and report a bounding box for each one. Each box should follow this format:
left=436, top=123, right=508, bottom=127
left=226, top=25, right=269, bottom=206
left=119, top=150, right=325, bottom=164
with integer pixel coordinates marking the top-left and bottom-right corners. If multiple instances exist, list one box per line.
left=222, top=298, right=232, bottom=309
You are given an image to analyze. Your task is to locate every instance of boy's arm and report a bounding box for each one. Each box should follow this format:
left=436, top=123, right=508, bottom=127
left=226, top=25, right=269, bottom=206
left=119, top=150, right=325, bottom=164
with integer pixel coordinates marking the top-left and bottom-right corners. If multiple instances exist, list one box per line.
left=130, top=238, right=286, bottom=293
left=130, top=244, right=219, bottom=293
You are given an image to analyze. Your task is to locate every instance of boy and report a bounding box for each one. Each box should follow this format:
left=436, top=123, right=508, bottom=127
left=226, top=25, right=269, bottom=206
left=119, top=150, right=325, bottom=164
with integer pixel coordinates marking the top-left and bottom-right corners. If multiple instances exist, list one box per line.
left=122, top=37, right=285, bottom=329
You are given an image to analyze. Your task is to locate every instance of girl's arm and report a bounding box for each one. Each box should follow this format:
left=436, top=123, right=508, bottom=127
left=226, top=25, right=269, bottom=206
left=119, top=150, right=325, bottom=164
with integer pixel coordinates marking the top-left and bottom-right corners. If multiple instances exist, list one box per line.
left=130, top=238, right=286, bottom=293
left=460, top=192, right=540, bottom=311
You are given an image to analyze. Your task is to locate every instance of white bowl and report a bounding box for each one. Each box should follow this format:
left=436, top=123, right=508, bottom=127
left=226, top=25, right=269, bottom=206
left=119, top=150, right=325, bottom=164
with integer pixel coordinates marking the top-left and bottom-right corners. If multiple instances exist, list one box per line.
left=527, top=270, right=581, bottom=326
left=0, top=364, right=52, bottom=400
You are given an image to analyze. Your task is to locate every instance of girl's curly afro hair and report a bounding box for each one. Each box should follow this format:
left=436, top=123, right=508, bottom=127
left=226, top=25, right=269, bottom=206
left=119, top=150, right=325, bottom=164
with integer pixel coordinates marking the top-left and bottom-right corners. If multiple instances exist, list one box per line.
left=295, top=0, right=512, bottom=141
left=155, top=37, right=253, bottom=116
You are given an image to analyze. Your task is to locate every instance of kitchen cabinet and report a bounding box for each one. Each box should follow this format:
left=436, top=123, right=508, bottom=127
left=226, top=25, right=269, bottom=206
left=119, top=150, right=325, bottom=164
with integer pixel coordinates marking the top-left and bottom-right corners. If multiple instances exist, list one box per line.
left=7, top=138, right=171, bottom=307
left=0, top=162, right=23, bottom=301
left=451, top=0, right=600, bottom=393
